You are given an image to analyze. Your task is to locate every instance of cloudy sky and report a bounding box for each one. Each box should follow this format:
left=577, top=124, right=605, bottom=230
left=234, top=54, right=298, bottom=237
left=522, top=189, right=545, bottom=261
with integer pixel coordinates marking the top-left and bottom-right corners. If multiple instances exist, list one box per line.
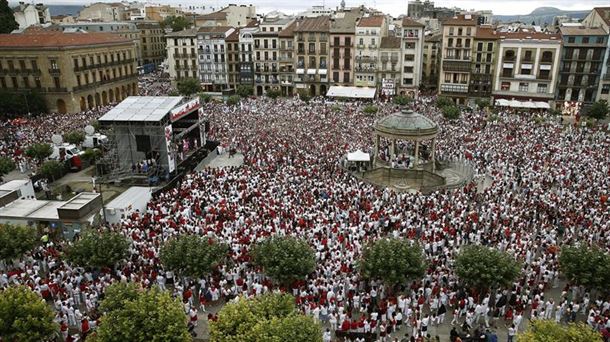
left=44, top=0, right=606, bottom=16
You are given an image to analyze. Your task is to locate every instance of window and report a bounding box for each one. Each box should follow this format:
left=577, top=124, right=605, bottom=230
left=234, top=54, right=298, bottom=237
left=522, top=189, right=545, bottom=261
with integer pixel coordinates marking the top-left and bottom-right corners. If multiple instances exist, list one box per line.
left=343, top=72, right=349, bottom=83
left=477, top=42, right=483, bottom=51
left=582, top=37, right=589, bottom=44
left=601, top=84, right=610, bottom=94
left=19, top=60, right=26, bottom=70
left=31, top=60, right=37, bottom=70
left=568, top=37, right=575, bottom=43
left=537, top=84, right=548, bottom=93
left=448, top=27, right=454, bottom=35
left=333, top=72, right=339, bottom=82
left=487, top=43, right=493, bottom=52
left=518, top=82, right=528, bottom=92
left=11, top=77, right=18, bottom=88
left=53, top=77, right=60, bottom=89
left=501, top=82, right=510, bottom=90
left=597, top=37, right=605, bottom=44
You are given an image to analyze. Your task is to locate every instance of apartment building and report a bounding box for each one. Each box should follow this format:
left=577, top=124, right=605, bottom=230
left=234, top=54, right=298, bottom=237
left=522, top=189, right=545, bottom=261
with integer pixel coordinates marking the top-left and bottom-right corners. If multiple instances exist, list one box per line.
left=166, top=29, right=198, bottom=80
left=422, top=33, right=441, bottom=90
left=253, top=12, right=294, bottom=96
left=492, top=32, right=561, bottom=107
left=354, top=15, right=388, bottom=88
left=278, top=21, right=297, bottom=96
left=329, top=9, right=359, bottom=86
left=197, top=26, right=235, bottom=92
left=0, top=32, right=138, bottom=113
left=145, top=5, right=184, bottom=22
left=225, top=29, right=241, bottom=90
left=294, top=16, right=331, bottom=96
left=557, top=26, right=608, bottom=110
left=134, top=21, right=166, bottom=66
left=238, top=26, right=258, bottom=87
left=78, top=2, right=128, bottom=22
left=582, top=7, right=610, bottom=103
left=399, top=18, right=425, bottom=95
left=438, top=14, right=477, bottom=105
left=378, top=37, right=401, bottom=96
left=195, top=4, right=256, bottom=28
left=470, top=26, right=498, bottom=101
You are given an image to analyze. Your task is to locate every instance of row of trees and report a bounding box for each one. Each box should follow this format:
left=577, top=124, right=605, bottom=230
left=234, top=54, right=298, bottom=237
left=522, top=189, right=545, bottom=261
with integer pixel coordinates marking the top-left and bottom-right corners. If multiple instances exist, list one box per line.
left=0, top=90, right=48, bottom=117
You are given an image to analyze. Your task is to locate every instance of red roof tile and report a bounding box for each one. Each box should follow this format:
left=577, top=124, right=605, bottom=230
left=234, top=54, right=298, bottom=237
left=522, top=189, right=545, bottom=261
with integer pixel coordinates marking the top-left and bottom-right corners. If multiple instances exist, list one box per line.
left=0, top=32, right=132, bottom=49
left=402, top=17, right=424, bottom=28
left=357, top=15, right=385, bottom=28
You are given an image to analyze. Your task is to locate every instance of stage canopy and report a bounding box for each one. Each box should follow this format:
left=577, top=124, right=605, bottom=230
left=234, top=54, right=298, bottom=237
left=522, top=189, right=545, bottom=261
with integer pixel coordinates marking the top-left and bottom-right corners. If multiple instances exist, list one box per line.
left=327, top=86, right=376, bottom=99
left=347, top=150, right=371, bottom=162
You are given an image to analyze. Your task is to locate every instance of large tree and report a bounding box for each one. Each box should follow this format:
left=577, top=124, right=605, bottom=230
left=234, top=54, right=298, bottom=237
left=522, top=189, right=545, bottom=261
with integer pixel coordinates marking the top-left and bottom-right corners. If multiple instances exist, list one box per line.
left=359, top=238, right=426, bottom=289
left=0, top=224, right=38, bottom=262
left=0, top=0, right=18, bottom=34
left=90, top=285, right=190, bottom=342
left=162, top=15, right=191, bottom=32
left=63, top=131, right=85, bottom=145
left=455, top=245, right=521, bottom=292
left=0, top=157, right=15, bottom=177
left=0, top=286, right=58, bottom=341
left=210, top=293, right=322, bottom=342
left=251, top=236, right=315, bottom=287
left=518, top=320, right=602, bottom=342
left=98, top=282, right=140, bottom=313
left=160, top=235, right=228, bottom=279
left=588, top=100, right=608, bottom=120
left=65, top=230, right=130, bottom=269
left=559, top=244, right=610, bottom=293
left=25, top=143, right=53, bottom=164
left=176, top=78, right=202, bottom=96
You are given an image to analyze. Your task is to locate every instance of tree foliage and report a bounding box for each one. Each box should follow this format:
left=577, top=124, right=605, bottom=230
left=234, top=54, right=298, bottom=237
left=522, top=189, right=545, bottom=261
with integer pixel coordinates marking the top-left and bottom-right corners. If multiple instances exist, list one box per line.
left=442, top=105, right=461, bottom=120
left=237, top=85, right=253, bottom=98
left=176, top=78, right=202, bottom=96
left=455, top=245, right=521, bottom=291
left=226, top=95, right=240, bottom=106
left=297, top=89, right=311, bottom=103
left=0, top=0, right=18, bottom=34
left=588, top=101, right=608, bottom=120
left=559, top=245, right=610, bottom=292
left=518, top=320, right=603, bottom=342
left=81, top=148, right=102, bottom=164
left=266, top=89, right=282, bottom=99
left=363, top=105, right=378, bottom=115
left=359, top=238, right=426, bottom=287
left=475, top=98, right=491, bottom=109
left=98, top=282, right=141, bottom=314
left=160, top=235, right=228, bottom=279
left=0, top=285, right=58, bottom=341
left=39, top=160, right=64, bottom=181
left=90, top=286, right=190, bottom=342
left=252, top=236, right=315, bottom=286
left=65, top=230, right=130, bottom=269
left=436, top=96, right=454, bottom=109
left=162, top=15, right=191, bottom=32
left=393, top=95, right=412, bottom=106
left=0, top=156, right=15, bottom=176
left=63, top=131, right=85, bottom=145
left=0, top=224, right=38, bottom=262
left=199, top=93, right=212, bottom=103
left=25, top=143, right=53, bottom=164
left=210, top=293, right=322, bottom=342
left=0, top=90, right=47, bottom=117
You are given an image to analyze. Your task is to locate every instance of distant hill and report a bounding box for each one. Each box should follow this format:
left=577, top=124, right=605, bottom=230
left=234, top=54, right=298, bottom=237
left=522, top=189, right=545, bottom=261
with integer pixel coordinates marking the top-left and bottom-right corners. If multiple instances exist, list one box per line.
left=493, top=7, right=590, bottom=25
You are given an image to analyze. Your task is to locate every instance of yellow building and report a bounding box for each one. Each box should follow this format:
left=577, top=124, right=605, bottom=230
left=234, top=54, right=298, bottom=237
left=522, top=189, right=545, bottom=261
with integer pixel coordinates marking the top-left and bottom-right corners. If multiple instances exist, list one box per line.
left=135, top=21, right=167, bottom=66
left=0, top=31, right=138, bottom=114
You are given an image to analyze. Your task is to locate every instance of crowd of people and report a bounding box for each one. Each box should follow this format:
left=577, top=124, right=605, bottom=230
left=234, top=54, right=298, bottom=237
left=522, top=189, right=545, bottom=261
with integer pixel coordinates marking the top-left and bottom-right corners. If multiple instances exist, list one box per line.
left=1, top=94, right=609, bottom=341
left=137, top=71, right=173, bottom=97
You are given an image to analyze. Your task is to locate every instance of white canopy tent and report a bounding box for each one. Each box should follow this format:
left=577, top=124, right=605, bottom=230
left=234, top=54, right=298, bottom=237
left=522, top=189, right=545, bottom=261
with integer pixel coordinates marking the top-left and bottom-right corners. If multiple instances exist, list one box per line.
left=326, top=86, right=376, bottom=99
left=347, top=150, right=371, bottom=162
left=495, top=99, right=550, bottom=109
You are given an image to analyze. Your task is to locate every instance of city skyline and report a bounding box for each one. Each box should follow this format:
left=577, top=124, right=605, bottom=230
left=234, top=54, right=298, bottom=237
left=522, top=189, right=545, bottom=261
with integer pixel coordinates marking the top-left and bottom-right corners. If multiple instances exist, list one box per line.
left=18, top=0, right=607, bottom=16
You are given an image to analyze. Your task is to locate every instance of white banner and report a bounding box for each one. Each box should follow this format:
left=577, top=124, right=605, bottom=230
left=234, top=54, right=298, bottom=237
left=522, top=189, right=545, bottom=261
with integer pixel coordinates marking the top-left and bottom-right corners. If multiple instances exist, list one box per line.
left=170, top=98, right=200, bottom=122
left=382, top=78, right=395, bottom=96
left=164, top=125, right=176, bottom=173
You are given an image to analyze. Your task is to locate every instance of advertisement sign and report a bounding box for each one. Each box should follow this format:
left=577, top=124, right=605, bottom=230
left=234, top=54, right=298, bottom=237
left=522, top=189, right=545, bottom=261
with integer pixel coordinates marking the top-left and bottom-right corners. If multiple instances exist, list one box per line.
left=164, top=125, right=176, bottom=173
left=170, top=98, right=200, bottom=122
left=381, top=79, right=395, bottom=96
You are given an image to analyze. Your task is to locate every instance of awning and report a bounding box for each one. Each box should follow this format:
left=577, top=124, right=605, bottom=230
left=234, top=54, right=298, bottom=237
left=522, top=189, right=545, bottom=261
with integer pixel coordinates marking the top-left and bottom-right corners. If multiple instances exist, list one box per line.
left=307, top=69, right=316, bottom=75
left=318, top=69, right=327, bottom=75
left=496, top=99, right=550, bottom=109
left=535, top=101, right=550, bottom=109
left=347, top=150, right=371, bottom=162
left=296, top=69, right=305, bottom=74
left=495, top=99, right=510, bottom=106
left=327, top=86, right=376, bottom=99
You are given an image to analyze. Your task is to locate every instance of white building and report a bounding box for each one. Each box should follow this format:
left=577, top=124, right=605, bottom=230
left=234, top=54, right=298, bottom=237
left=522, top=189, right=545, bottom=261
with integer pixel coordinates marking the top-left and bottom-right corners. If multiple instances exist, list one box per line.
left=354, top=15, right=388, bottom=88
left=492, top=32, right=562, bottom=107
left=400, top=18, right=425, bottom=95
left=299, top=6, right=333, bottom=18
left=12, top=2, right=51, bottom=29
left=166, top=28, right=199, bottom=80
left=197, top=26, right=236, bottom=92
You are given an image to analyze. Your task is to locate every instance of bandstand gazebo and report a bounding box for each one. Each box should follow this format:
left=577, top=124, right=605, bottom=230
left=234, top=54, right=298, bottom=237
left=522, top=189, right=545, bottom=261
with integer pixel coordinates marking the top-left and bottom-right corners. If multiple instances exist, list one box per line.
left=373, top=108, right=439, bottom=171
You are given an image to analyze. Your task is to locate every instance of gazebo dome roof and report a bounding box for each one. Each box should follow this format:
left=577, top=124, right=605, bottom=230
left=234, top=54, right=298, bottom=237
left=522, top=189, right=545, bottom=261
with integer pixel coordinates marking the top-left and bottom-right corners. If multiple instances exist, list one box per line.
left=374, top=109, right=439, bottom=138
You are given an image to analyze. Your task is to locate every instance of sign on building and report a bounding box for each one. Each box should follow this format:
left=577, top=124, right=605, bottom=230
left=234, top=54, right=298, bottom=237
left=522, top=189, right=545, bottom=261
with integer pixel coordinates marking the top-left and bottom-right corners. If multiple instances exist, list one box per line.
left=382, top=79, right=395, bottom=96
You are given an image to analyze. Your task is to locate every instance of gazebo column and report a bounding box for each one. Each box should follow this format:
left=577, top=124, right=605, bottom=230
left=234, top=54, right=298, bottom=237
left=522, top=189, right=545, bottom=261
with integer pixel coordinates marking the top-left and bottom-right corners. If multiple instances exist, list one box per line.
left=431, top=138, right=436, bottom=172
left=414, top=140, right=420, bottom=169
left=374, top=135, right=380, bottom=160
left=391, top=139, right=396, bottom=160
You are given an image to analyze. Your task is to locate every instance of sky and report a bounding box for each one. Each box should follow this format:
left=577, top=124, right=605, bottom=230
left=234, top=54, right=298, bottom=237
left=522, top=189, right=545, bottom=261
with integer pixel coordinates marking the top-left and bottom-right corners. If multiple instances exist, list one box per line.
left=39, top=0, right=607, bottom=16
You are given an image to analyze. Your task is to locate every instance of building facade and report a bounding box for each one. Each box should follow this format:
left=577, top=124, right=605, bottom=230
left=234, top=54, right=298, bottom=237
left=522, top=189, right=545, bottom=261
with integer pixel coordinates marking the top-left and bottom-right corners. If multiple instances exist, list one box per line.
left=278, top=21, right=296, bottom=96
left=492, top=32, right=561, bottom=106
left=78, top=3, right=128, bottom=22
left=329, top=9, right=359, bottom=86
left=400, top=18, right=425, bottom=95
left=197, top=26, right=235, bottom=92
left=469, top=27, right=498, bottom=101
left=13, top=2, right=51, bottom=29
left=294, top=16, right=331, bottom=96
left=378, top=37, right=401, bottom=96
left=582, top=8, right=610, bottom=103
left=225, top=29, right=241, bottom=91
left=166, top=29, right=198, bottom=80
left=557, top=26, right=608, bottom=110
left=238, top=26, right=258, bottom=87
left=422, top=33, right=441, bottom=90
left=354, top=15, right=388, bottom=88
left=0, top=32, right=137, bottom=113
left=134, top=21, right=166, bottom=66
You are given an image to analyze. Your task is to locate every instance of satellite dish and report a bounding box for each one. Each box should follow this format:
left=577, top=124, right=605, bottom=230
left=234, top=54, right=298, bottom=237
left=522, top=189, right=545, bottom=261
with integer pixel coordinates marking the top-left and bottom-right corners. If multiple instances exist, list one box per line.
left=84, top=125, right=95, bottom=135
left=51, top=134, right=63, bottom=145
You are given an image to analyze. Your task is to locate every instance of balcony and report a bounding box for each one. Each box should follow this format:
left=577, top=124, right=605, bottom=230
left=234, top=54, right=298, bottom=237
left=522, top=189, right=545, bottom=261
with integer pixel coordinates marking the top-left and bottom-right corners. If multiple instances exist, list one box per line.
left=47, top=87, right=68, bottom=93
left=48, top=68, right=61, bottom=74
left=355, top=66, right=376, bottom=73
left=540, top=58, right=553, bottom=64
left=442, top=61, right=470, bottom=72
left=355, top=56, right=377, bottom=62
left=356, top=44, right=365, bottom=49
left=444, top=56, right=471, bottom=62
left=368, top=44, right=377, bottom=49
left=603, top=73, right=610, bottom=81
left=503, top=55, right=516, bottom=62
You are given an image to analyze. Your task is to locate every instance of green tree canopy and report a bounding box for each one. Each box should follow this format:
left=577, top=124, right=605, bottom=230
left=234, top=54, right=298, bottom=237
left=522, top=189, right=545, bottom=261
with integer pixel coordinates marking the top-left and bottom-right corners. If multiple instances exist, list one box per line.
left=559, top=244, right=610, bottom=292
left=588, top=101, right=608, bottom=120
left=63, top=131, right=85, bottom=145
left=475, top=98, right=491, bottom=109
left=297, top=89, right=311, bottom=103
left=0, top=0, right=18, bottom=34
left=162, top=15, right=191, bottom=32
left=0, top=157, right=15, bottom=176
left=25, top=143, right=53, bottom=164
left=436, top=96, right=453, bottom=109
left=237, top=85, right=253, bottom=98
left=160, top=235, right=228, bottom=279
left=90, top=286, right=190, bottom=342
left=442, top=105, right=460, bottom=120
left=393, top=95, right=412, bottom=106
left=518, top=320, right=602, bottom=342
left=0, top=224, right=38, bottom=262
left=176, top=78, right=202, bottom=96
left=0, top=285, right=58, bottom=341
left=65, top=230, right=130, bottom=269
left=266, top=89, right=282, bottom=99
left=226, top=95, right=240, bottom=106
left=98, top=282, right=141, bottom=313
left=363, top=104, right=378, bottom=115
left=39, top=160, right=64, bottom=181
left=359, top=238, right=426, bottom=288
left=210, top=293, right=322, bottom=342
left=252, top=236, right=315, bottom=286
left=455, top=245, right=521, bottom=291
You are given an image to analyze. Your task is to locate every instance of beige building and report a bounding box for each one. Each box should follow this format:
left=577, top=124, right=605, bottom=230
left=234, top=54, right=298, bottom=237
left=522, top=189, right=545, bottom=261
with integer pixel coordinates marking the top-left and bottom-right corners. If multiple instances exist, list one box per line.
left=294, top=16, right=331, bottom=96
left=354, top=15, right=388, bottom=88
left=135, top=21, right=166, bottom=66
left=0, top=32, right=138, bottom=114
left=399, top=18, right=425, bottom=95
left=378, top=36, right=401, bottom=96
left=278, top=21, right=297, bottom=96
left=145, top=5, right=184, bottom=22
left=422, top=33, right=441, bottom=90
left=329, top=9, right=359, bottom=86
left=582, top=8, right=610, bottom=103
left=78, top=2, right=128, bottom=22
left=13, top=2, right=51, bottom=29
left=166, top=28, right=199, bottom=80
left=195, top=4, right=256, bottom=28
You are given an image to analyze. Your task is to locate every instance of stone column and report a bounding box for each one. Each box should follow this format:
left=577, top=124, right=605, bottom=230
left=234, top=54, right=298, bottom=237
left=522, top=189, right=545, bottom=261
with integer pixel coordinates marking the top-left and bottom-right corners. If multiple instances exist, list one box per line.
left=431, top=138, right=436, bottom=172
left=374, top=135, right=380, bottom=161
left=414, top=140, right=420, bottom=169
left=391, top=139, right=396, bottom=160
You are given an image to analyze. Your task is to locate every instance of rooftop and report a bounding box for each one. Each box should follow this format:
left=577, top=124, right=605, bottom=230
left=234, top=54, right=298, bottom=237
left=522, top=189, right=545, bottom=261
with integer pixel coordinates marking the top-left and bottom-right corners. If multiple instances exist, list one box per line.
left=594, top=7, right=610, bottom=26
left=98, top=96, right=184, bottom=123
left=559, top=26, right=608, bottom=36
left=380, top=36, right=401, bottom=49
left=278, top=20, right=298, bottom=37
left=476, top=27, right=498, bottom=39
left=59, top=192, right=100, bottom=211
left=0, top=32, right=131, bottom=49
left=226, top=28, right=240, bottom=41
left=165, top=28, right=198, bottom=37
left=197, top=26, right=234, bottom=34
left=197, top=11, right=228, bottom=21
left=442, top=14, right=477, bottom=26
left=329, top=9, right=360, bottom=33
left=0, top=199, right=62, bottom=221
left=402, top=17, right=425, bottom=28
left=375, top=109, right=439, bottom=138
left=498, top=32, right=561, bottom=40
left=357, top=15, right=385, bottom=28
left=294, top=16, right=330, bottom=32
